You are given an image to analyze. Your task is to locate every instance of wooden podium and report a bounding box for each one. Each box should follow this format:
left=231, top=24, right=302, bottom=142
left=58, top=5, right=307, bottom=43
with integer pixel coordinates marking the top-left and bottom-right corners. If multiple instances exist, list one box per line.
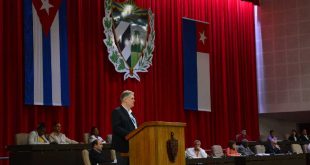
left=125, top=121, right=186, bottom=165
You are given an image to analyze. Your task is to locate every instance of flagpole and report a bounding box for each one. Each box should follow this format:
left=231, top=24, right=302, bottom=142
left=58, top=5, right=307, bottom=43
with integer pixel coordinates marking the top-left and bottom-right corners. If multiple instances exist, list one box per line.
left=182, top=17, right=209, bottom=24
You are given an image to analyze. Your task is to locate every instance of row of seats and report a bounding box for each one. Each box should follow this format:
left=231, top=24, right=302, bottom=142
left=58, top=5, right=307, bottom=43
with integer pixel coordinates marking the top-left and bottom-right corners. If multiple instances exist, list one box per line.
left=14, top=133, right=309, bottom=165
left=15, top=133, right=112, bottom=145
left=14, top=133, right=116, bottom=165
left=210, top=143, right=308, bottom=157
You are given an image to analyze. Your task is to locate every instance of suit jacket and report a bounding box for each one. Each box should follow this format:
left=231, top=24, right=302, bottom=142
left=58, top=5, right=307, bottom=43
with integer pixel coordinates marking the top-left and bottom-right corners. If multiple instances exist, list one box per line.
left=299, top=135, right=310, bottom=142
left=89, top=149, right=110, bottom=165
left=237, top=145, right=254, bottom=156
left=111, top=106, right=137, bottom=153
left=265, top=143, right=281, bottom=154
left=288, top=135, right=298, bottom=142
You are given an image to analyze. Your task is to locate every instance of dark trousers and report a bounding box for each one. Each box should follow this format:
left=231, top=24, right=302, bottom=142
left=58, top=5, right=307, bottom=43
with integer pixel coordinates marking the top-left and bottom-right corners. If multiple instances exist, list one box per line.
left=116, top=152, right=129, bottom=165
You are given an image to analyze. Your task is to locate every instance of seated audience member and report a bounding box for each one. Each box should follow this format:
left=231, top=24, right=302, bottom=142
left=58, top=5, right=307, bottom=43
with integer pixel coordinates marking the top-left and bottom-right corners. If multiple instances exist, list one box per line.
left=106, top=134, right=112, bottom=144
left=88, top=126, right=106, bottom=144
left=236, top=129, right=250, bottom=143
left=283, top=133, right=290, bottom=141
left=266, top=140, right=281, bottom=154
left=49, top=122, right=78, bottom=144
left=288, top=129, right=299, bottom=142
left=237, top=140, right=254, bottom=156
left=28, top=122, right=49, bottom=144
left=89, top=139, right=111, bottom=165
left=267, top=130, right=278, bottom=143
left=299, top=129, right=309, bottom=142
left=226, top=140, right=241, bottom=156
left=185, top=140, right=208, bottom=158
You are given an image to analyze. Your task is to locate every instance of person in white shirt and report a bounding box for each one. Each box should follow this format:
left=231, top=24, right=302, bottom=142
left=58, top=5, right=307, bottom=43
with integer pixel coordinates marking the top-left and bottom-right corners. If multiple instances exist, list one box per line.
left=88, top=126, right=106, bottom=144
left=49, top=122, right=78, bottom=144
left=28, top=122, right=49, bottom=144
left=186, top=140, right=208, bottom=158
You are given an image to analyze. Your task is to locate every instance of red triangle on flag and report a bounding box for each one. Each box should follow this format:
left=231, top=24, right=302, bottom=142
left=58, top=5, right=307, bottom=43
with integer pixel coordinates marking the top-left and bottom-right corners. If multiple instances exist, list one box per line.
left=32, top=0, right=62, bottom=36
left=196, top=22, right=209, bottom=53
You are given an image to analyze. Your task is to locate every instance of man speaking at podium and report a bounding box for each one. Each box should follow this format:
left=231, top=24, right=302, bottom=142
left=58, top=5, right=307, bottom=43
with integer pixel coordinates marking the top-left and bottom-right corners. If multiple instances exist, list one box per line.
left=112, top=90, right=138, bottom=165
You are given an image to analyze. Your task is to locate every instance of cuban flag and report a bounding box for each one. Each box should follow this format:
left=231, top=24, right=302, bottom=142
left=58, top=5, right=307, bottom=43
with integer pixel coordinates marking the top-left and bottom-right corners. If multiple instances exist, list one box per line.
left=23, top=0, right=69, bottom=106
left=182, top=18, right=211, bottom=112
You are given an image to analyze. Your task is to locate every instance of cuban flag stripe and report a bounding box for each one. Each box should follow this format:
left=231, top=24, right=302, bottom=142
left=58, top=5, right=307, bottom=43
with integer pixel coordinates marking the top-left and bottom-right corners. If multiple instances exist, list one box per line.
left=24, top=0, right=69, bottom=106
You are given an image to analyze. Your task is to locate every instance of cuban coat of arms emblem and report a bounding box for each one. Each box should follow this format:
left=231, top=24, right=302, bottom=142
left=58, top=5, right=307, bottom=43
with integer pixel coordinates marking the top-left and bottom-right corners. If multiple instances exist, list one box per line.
left=103, top=0, right=155, bottom=81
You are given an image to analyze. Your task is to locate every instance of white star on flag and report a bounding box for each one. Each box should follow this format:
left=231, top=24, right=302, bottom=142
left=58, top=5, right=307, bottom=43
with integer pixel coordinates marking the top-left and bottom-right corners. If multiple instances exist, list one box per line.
left=40, top=0, right=54, bottom=15
left=199, top=31, right=207, bottom=45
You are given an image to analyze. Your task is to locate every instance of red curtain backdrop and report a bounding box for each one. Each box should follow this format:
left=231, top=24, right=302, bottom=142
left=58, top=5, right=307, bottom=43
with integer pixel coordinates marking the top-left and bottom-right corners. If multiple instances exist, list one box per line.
left=0, top=0, right=259, bottom=162
left=242, top=0, right=260, bottom=6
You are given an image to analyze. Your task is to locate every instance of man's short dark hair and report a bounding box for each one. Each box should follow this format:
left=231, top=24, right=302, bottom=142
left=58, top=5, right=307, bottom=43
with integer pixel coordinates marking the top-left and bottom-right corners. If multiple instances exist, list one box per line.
left=37, top=122, right=46, bottom=130
left=90, top=126, right=97, bottom=135
left=91, top=139, right=99, bottom=148
left=52, top=122, right=60, bottom=127
left=228, top=140, right=236, bottom=149
left=120, top=90, right=134, bottom=102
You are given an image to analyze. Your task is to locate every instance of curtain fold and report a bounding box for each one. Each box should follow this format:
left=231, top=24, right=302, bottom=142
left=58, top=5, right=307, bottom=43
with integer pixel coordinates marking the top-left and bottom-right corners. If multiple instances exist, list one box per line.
left=0, top=0, right=259, bottom=162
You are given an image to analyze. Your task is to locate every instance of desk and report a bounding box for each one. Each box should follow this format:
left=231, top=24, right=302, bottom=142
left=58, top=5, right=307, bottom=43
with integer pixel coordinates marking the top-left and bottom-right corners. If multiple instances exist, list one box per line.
left=7, top=144, right=112, bottom=165
left=186, top=154, right=310, bottom=165
left=235, top=154, right=308, bottom=165
left=186, top=157, right=235, bottom=165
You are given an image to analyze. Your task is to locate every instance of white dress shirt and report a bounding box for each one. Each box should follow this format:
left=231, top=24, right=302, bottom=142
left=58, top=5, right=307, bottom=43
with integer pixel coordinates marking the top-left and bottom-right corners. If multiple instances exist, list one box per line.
left=49, top=132, right=78, bottom=144
left=123, top=106, right=137, bottom=129
left=88, top=135, right=106, bottom=144
left=186, top=147, right=208, bottom=158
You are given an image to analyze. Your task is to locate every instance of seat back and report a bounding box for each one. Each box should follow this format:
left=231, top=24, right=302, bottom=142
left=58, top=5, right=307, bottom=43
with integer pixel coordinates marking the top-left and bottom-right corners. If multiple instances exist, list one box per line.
left=110, top=149, right=117, bottom=162
left=82, top=149, right=91, bottom=165
left=15, top=133, right=29, bottom=145
left=84, top=133, right=90, bottom=144
left=254, top=145, right=266, bottom=154
left=291, top=144, right=303, bottom=154
left=302, top=144, right=309, bottom=153
left=211, top=145, right=224, bottom=157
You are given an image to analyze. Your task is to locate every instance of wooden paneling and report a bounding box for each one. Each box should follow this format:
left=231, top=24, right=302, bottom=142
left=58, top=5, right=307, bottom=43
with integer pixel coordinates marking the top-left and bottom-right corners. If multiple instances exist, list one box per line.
left=126, top=121, right=186, bottom=165
left=7, top=144, right=112, bottom=165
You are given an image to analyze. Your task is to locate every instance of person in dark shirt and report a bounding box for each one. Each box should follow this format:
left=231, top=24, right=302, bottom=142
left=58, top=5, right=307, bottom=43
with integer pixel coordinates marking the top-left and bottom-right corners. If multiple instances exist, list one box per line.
left=266, top=140, right=281, bottom=154
left=89, top=139, right=109, bottom=165
left=238, top=140, right=254, bottom=156
left=288, top=129, right=299, bottom=142
left=299, top=129, right=310, bottom=142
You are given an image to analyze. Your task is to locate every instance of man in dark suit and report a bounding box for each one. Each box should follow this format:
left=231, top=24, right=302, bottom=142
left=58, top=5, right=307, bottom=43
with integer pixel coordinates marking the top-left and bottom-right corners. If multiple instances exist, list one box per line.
left=299, top=129, right=310, bottom=142
left=112, top=90, right=137, bottom=165
left=265, top=140, right=281, bottom=154
left=89, top=139, right=111, bottom=165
